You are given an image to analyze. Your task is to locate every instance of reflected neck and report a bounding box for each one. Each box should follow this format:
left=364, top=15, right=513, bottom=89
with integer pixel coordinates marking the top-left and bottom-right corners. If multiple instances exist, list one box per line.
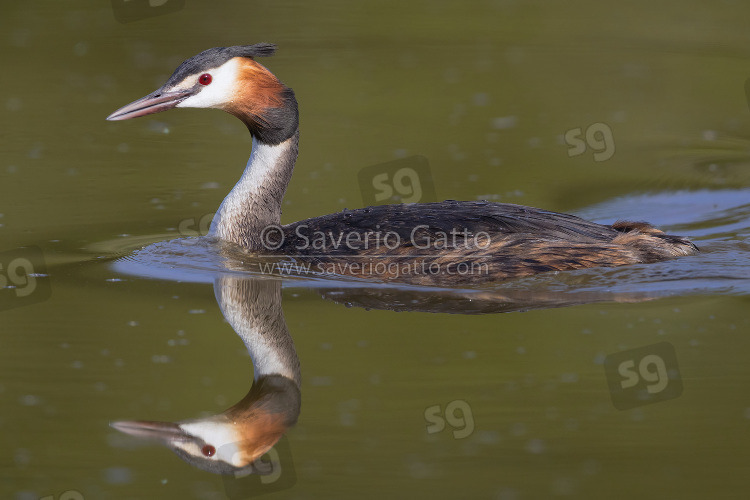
left=214, top=277, right=301, bottom=386
left=208, top=132, right=298, bottom=251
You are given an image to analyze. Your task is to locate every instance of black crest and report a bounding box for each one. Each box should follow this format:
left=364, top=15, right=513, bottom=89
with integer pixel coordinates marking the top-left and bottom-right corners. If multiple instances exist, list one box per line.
left=164, top=43, right=277, bottom=88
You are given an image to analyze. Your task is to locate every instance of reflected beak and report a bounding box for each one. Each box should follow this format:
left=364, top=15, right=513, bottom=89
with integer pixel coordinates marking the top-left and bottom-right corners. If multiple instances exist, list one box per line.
left=106, top=89, right=191, bottom=121
left=111, top=420, right=191, bottom=443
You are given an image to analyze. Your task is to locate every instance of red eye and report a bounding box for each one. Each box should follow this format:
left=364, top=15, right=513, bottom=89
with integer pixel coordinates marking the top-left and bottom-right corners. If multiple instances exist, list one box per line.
left=199, top=73, right=212, bottom=86
left=201, top=445, right=216, bottom=457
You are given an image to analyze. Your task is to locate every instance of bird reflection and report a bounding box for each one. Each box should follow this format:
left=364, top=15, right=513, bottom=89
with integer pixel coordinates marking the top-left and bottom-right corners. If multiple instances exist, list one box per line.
left=111, top=263, right=660, bottom=475
left=314, top=284, right=657, bottom=314
left=112, top=277, right=300, bottom=476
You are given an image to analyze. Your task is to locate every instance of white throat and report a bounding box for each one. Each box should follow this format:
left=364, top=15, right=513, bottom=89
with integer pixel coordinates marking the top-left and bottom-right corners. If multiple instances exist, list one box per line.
left=214, top=277, right=301, bottom=385
left=208, top=136, right=296, bottom=248
left=226, top=297, right=298, bottom=383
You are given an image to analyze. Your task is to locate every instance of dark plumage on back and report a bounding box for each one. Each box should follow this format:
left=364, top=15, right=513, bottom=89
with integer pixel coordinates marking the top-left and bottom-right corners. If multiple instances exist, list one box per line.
left=276, top=201, right=699, bottom=285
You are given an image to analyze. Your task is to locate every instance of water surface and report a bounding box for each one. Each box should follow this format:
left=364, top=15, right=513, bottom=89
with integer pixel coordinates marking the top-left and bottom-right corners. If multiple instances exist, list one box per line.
left=2, top=2, right=750, bottom=499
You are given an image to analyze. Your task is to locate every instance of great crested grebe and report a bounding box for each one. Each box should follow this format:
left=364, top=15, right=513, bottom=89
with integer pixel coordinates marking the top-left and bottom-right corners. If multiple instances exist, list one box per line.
left=112, top=277, right=300, bottom=475
left=107, top=44, right=698, bottom=284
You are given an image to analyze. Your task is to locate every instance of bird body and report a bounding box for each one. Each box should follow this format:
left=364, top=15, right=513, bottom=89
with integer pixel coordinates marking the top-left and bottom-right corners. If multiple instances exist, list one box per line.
left=107, top=44, right=698, bottom=283
left=278, top=202, right=696, bottom=284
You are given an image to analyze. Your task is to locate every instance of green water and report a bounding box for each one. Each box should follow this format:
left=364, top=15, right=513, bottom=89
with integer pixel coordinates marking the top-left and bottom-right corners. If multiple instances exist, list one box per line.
left=2, top=1, right=750, bottom=499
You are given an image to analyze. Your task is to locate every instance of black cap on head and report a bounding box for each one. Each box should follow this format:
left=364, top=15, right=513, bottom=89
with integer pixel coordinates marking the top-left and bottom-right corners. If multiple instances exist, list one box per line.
left=163, top=43, right=277, bottom=88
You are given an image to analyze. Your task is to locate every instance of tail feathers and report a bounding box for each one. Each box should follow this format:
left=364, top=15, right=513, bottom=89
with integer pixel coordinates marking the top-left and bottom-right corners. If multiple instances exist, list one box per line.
left=611, top=220, right=699, bottom=260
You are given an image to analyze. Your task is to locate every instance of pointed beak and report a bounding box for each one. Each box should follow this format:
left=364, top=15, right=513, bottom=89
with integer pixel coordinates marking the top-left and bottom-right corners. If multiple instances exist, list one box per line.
left=111, top=420, right=191, bottom=443
left=106, top=89, right=191, bottom=121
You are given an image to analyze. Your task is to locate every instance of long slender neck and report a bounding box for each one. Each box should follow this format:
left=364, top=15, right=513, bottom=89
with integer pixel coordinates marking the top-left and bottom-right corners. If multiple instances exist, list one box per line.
left=208, top=131, right=299, bottom=251
left=214, top=276, right=301, bottom=386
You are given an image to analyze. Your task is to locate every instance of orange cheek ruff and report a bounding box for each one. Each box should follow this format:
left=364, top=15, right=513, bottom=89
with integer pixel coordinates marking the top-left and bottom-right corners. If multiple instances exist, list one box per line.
left=235, top=411, right=289, bottom=466
left=224, top=58, right=286, bottom=123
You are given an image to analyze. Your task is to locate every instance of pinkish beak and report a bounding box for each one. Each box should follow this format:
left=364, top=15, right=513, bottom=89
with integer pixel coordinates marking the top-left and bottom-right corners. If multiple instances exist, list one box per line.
left=111, top=420, right=191, bottom=443
left=106, top=89, right=191, bottom=121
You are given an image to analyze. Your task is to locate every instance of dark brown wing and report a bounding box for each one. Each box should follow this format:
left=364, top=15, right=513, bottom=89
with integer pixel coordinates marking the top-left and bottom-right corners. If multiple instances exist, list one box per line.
left=275, top=201, right=697, bottom=285
left=282, top=201, right=621, bottom=253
